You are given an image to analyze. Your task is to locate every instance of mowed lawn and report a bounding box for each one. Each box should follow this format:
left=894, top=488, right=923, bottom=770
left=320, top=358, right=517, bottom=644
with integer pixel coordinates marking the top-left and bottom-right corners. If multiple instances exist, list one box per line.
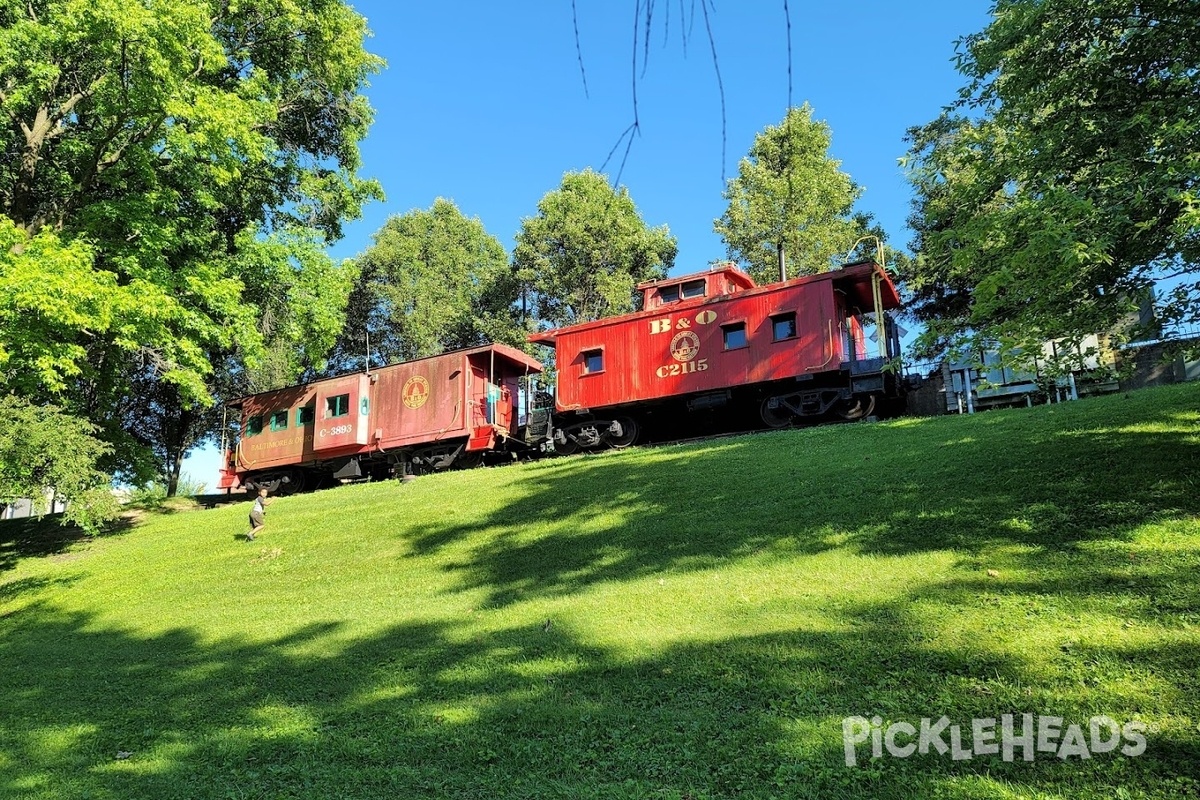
left=2, top=383, right=1199, bottom=799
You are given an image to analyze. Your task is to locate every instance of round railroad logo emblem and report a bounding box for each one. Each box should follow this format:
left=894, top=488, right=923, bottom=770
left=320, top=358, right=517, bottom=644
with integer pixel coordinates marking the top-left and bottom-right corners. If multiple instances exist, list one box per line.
left=402, top=375, right=430, bottom=409
left=670, top=331, right=701, bottom=362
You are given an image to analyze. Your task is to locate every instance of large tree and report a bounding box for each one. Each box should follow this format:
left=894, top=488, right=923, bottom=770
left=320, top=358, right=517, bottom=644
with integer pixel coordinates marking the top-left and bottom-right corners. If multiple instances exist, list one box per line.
left=715, top=105, right=868, bottom=284
left=902, top=0, right=1200, bottom=366
left=0, top=0, right=381, bottom=488
left=328, top=199, right=522, bottom=369
left=514, top=169, right=677, bottom=328
left=126, top=229, right=357, bottom=495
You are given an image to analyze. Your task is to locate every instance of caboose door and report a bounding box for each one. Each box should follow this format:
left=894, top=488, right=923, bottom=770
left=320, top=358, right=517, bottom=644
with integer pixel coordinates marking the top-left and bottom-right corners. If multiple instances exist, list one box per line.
left=469, top=365, right=510, bottom=431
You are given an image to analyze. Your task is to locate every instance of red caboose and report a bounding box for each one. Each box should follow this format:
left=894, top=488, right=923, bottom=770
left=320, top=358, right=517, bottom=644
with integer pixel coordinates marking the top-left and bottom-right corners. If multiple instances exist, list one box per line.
left=528, top=260, right=902, bottom=451
left=218, top=343, right=543, bottom=492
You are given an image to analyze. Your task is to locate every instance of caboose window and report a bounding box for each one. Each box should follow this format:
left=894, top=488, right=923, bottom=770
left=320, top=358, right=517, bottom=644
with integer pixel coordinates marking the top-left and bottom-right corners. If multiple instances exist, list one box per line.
left=658, top=285, right=680, bottom=304
left=722, top=322, right=747, bottom=349
left=582, top=349, right=605, bottom=374
left=269, top=410, right=288, bottom=431
left=771, top=312, right=797, bottom=341
left=681, top=279, right=706, bottom=299
left=326, top=393, right=350, bottom=418
left=245, top=415, right=263, bottom=436
left=296, top=404, right=315, bottom=426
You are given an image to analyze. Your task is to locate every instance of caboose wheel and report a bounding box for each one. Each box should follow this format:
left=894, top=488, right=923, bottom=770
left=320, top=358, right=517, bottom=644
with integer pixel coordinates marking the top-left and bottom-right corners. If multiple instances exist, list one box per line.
left=607, top=417, right=639, bottom=449
left=276, top=471, right=304, bottom=495
left=837, top=394, right=877, bottom=421
left=411, top=444, right=463, bottom=471
left=456, top=451, right=484, bottom=470
left=246, top=470, right=305, bottom=495
left=759, top=397, right=793, bottom=428
left=552, top=429, right=579, bottom=455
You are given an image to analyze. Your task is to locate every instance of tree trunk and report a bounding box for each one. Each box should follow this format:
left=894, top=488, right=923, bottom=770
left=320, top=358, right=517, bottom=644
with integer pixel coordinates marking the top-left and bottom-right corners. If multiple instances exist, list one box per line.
left=167, top=449, right=185, bottom=497
left=777, top=243, right=786, bottom=283
left=164, top=405, right=195, bottom=497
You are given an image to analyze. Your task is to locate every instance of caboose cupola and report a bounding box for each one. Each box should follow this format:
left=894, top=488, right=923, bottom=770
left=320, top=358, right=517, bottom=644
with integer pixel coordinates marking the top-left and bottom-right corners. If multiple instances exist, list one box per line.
left=638, top=264, right=756, bottom=309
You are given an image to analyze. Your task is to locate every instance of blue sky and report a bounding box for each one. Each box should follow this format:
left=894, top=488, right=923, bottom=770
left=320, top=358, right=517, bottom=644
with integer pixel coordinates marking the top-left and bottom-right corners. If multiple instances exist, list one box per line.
left=185, top=0, right=994, bottom=487
left=330, top=1, right=993, bottom=266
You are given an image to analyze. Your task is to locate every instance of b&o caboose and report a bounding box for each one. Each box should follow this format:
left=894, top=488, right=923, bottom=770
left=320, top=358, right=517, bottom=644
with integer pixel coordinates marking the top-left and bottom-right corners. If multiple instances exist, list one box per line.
left=218, top=343, right=543, bottom=492
left=527, top=259, right=902, bottom=452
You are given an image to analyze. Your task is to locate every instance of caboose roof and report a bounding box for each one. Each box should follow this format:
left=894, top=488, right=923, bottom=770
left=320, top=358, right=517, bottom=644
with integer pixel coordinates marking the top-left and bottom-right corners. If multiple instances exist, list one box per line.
left=528, top=260, right=899, bottom=346
left=225, top=343, right=542, bottom=408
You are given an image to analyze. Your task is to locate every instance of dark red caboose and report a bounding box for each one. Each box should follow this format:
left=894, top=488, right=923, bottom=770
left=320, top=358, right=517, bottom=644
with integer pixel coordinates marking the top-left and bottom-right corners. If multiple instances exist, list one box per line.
left=528, top=260, right=902, bottom=451
left=219, top=343, right=543, bottom=491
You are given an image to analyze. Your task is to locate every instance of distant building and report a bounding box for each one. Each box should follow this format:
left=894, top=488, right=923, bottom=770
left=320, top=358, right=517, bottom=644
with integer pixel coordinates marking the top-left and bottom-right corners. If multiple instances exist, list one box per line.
left=1, top=490, right=67, bottom=521
left=1113, top=323, right=1200, bottom=391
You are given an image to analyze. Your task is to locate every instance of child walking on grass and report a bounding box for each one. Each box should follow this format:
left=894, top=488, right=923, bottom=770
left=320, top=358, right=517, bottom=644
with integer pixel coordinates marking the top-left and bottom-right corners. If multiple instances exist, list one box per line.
left=246, top=488, right=271, bottom=541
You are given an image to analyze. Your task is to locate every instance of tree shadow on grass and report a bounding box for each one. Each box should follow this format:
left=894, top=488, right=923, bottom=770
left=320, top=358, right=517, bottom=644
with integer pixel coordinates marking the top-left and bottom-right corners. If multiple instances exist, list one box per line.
left=1, top=583, right=1196, bottom=800
left=0, top=507, right=173, bottom=575
left=2, top=388, right=1197, bottom=797
left=401, top=391, right=1200, bottom=608
left=0, top=574, right=81, bottom=607
left=0, top=515, right=92, bottom=573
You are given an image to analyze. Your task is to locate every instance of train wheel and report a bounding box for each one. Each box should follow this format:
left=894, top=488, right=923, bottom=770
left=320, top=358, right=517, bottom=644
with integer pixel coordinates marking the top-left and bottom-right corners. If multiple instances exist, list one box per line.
left=279, top=471, right=304, bottom=495
left=247, top=470, right=304, bottom=495
left=759, top=397, right=793, bottom=429
left=837, top=394, right=877, bottom=421
left=552, top=430, right=579, bottom=455
left=607, top=417, right=639, bottom=449
left=410, top=445, right=460, bottom=471
left=456, top=451, right=484, bottom=470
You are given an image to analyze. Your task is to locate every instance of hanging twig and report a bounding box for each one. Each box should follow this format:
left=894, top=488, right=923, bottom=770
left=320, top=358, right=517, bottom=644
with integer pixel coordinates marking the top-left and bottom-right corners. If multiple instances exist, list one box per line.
left=571, top=0, right=590, bottom=98
left=600, top=122, right=640, bottom=185
left=698, top=0, right=727, bottom=184
left=587, top=1, right=728, bottom=186
left=641, top=0, right=654, bottom=78
left=784, top=0, right=793, bottom=110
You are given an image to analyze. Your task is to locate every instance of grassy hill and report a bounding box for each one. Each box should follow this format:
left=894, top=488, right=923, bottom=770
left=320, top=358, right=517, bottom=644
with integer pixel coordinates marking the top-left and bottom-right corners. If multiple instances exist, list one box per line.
left=2, top=383, right=1198, bottom=800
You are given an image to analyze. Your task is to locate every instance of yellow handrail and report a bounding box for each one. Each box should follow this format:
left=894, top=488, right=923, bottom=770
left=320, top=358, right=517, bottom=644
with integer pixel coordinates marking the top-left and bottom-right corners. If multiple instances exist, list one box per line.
left=808, top=319, right=837, bottom=370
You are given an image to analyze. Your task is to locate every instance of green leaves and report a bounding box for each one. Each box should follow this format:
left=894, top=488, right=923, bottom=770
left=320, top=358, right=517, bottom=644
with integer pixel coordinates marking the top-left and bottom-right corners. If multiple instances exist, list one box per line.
left=0, top=0, right=381, bottom=486
left=514, top=169, right=677, bottom=328
left=0, top=221, right=106, bottom=394
left=0, top=218, right=238, bottom=403
left=715, top=105, right=868, bottom=283
left=0, top=395, right=118, bottom=533
left=903, top=0, right=1200, bottom=363
left=330, top=199, right=521, bottom=369
left=232, top=226, right=357, bottom=392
